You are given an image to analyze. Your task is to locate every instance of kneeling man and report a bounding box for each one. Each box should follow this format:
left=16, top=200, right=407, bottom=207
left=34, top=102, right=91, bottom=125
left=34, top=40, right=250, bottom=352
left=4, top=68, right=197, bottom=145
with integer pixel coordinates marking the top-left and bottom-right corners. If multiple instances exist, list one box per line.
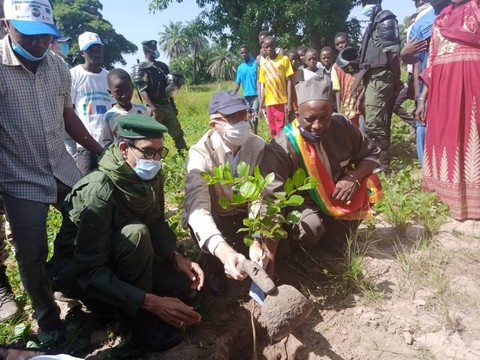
left=50, top=114, right=203, bottom=350
left=266, top=76, right=382, bottom=252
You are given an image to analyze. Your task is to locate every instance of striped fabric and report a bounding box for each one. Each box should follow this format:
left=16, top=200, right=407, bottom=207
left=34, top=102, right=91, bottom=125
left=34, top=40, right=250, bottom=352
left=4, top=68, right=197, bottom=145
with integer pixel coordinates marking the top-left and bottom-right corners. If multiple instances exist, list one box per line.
left=258, top=54, right=294, bottom=106
left=283, top=120, right=382, bottom=220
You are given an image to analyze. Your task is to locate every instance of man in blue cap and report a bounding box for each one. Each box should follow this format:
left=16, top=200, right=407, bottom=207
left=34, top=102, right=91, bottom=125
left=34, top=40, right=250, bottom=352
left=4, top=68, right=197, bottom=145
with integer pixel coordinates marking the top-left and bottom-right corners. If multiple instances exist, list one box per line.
left=183, top=90, right=276, bottom=296
left=0, top=0, right=103, bottom=342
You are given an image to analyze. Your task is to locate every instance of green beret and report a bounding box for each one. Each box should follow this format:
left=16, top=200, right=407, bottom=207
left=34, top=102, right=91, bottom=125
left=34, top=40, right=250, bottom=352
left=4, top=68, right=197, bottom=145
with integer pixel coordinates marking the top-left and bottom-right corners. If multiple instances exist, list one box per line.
left=117, top=114, right=167, bottom=139
left=141, top=40, right=157, bottom=47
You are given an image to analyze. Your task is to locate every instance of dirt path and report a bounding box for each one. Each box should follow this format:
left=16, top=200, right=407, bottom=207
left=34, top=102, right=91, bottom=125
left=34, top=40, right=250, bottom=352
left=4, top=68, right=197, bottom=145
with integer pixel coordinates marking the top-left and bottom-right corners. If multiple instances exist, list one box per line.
left=80, top=218, right=480, bottom=360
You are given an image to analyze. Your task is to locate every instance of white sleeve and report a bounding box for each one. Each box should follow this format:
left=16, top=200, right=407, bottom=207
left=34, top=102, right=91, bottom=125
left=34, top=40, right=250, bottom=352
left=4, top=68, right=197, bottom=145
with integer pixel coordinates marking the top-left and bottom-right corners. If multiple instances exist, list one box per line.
left=184, top=146, right=226, bottom=254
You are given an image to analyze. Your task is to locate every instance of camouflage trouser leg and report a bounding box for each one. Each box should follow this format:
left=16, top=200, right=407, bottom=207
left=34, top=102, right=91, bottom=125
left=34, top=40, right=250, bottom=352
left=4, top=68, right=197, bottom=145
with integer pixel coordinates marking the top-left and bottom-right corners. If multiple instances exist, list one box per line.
left=153, top=104, right=187, bottom=152
left=363, top=70, right=395, bottom=169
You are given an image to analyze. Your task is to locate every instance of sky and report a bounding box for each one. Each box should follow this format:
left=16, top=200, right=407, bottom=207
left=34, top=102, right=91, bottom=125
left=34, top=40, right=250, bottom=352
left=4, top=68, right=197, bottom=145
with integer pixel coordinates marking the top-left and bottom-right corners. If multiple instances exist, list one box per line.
left=100, top=0, right=414, bottom=71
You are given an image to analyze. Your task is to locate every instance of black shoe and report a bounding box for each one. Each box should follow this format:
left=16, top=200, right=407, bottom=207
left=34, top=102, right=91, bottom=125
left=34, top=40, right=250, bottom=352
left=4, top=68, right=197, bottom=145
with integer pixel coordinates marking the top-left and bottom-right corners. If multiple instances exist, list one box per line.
left=0, top=266, right=18, bottom=322
left=37, top=319, right=65, bottom=348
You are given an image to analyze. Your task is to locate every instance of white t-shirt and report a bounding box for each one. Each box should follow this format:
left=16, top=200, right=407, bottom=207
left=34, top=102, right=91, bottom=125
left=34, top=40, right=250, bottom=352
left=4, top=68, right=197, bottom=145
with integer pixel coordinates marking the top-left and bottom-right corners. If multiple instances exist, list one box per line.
left=302, top=67, right=324, bottom=80
left=70, top=65, right=113, bottom=145
left=102, top=103, right=149, bottom=146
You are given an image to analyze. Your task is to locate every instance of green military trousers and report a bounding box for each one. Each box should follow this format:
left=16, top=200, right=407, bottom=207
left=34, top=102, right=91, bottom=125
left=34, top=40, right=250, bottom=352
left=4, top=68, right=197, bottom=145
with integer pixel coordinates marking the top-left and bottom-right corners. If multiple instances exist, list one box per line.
left=152, top=103, right=187, bottom=152
left=363, top=69, right=395, bottom=168
left=113, top=222, right=190, bottom=297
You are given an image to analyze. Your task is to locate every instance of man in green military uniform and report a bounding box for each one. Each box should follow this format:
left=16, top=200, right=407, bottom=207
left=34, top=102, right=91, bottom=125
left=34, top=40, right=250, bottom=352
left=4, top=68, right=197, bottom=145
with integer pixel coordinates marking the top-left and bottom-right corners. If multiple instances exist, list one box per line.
left=50, top=114, right=203, bottom=350
left=135, top=40, right=187, bottom=153
left=358, top=0, right=401, bottom=174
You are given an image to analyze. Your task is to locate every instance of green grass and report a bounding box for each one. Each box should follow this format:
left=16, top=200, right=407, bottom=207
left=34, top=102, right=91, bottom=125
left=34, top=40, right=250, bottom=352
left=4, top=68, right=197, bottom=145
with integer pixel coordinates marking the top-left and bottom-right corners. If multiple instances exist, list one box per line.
left=0, top=79, right=451, bottom=348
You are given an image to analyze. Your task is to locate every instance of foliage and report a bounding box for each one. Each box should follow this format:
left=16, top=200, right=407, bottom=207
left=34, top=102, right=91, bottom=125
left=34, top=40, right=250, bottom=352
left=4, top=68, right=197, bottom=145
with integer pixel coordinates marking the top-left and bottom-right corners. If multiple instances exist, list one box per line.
left=51, top=0, right=137, bottom=69
left=343, top=234, right=384, bottom=301
left=158, top=20, right=210, bottom=84
left=169, top=48, right=214, bottom=85
left=376, top=161, right=448, bottom=237
left=207, top=46, right=237, bottom=81
left=158, top=21, right=189, bottom=59
left=148, top=0, right=363, bottom=53
left=201, top=162, right=318, bottom=246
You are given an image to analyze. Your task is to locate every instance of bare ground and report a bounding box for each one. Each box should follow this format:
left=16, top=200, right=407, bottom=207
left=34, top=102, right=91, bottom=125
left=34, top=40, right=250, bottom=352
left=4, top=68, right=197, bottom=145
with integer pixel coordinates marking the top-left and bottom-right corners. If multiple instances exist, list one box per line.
left=52, top=217, right=479, bottom=360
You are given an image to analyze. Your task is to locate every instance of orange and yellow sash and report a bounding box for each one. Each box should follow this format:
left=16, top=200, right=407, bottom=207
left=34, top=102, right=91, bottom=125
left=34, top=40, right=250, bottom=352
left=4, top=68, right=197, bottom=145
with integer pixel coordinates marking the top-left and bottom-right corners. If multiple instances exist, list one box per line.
left=284, top=120, right=382, bottom=220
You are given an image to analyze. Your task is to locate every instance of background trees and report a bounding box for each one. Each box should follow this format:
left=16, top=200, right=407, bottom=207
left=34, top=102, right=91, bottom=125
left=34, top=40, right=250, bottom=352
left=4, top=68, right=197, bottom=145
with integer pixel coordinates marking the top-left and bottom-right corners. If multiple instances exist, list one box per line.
left=51, top=0, right=137, bottom=69
left=148, top=0, right=363, bottom=53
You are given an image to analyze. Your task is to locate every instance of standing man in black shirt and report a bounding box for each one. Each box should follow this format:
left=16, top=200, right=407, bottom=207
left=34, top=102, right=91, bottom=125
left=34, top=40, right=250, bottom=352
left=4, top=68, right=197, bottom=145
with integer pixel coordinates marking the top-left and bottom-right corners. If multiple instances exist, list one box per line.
left=136, top=40, right=187, bottom=153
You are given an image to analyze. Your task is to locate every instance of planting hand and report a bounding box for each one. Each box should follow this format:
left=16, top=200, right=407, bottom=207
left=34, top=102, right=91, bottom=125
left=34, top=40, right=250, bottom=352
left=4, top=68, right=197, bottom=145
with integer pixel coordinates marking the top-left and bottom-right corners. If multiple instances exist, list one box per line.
left=174, top=255, right=204, bottom=291
left=142, top=293, right=201, bottom=329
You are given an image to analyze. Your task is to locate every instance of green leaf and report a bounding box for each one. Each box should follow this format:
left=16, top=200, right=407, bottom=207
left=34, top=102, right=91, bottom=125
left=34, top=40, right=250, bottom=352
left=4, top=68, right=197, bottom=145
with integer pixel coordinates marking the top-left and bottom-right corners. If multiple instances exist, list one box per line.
left=284, top=178, right=294, bottom=196
left=292, top=168, right=306, bottom=187
left=273, top=228, right=287, bottom=239
left=286, top=210, right=301, bottom=224
left=274, top=193, right=286, bottom=202
left=237, top=162, right=250, bottom=178
left=200, top=170, right=211, bottom=180
left=267, top=205, right=281, bottom=216
left=232, top=193, right=244, bottom=204
left=224, top=166, right=234, bottom=182
left=26, top=340, right=39, bottom=348
left=14, top=323, right=28, bottom=338
left=239, top=181, right=257, bottom=199
left=254, top=165, right=261, bottom=178
left=265, top=172, right=275, bottom=185
left=285, top=194, right=304, bottom=206
left=219, top=197, right=230, bottom=209
left=244, top=235, right=254, bottom=246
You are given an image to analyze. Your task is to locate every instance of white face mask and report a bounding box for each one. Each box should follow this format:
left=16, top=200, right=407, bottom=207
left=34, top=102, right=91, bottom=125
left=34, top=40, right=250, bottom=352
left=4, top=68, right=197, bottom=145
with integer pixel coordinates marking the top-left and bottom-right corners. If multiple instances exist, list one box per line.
left=222, top=121, right=250, bottom=146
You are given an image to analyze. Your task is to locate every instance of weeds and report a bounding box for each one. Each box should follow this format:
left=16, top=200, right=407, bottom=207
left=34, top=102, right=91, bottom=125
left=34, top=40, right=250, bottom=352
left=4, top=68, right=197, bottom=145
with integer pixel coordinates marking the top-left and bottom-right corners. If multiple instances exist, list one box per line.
left=376, top=164, right=448, bottom=238
left=342, top=234, right=385, bottom=302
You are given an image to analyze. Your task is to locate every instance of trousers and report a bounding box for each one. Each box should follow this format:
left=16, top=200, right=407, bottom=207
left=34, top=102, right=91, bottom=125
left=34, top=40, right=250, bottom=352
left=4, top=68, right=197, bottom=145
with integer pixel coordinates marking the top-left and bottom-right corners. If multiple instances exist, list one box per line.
left=0, top=180, right=71, bottom=331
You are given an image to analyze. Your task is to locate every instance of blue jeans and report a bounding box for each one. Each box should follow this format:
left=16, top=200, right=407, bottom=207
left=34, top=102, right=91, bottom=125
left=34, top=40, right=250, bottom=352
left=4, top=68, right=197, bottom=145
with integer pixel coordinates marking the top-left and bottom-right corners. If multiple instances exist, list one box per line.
left=416, top=121, right=426, bottom=167
left=0, top=180, right=71, bottom=331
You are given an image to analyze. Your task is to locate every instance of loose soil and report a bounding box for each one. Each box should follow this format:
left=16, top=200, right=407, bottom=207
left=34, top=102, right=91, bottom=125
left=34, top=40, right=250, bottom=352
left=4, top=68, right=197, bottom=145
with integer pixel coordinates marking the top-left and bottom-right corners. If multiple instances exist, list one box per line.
left=53, top=217, right=480, bottom=359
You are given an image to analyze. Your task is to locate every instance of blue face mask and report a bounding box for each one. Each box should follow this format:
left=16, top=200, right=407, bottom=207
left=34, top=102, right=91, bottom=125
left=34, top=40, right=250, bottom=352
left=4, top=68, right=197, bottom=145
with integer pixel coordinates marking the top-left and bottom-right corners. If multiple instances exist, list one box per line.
left=133, top=156, right=162, bottom=180
left=298, top=124, right=327, bottom=143
left=60, top=42, right=70, bottom=57
left=363, top=4, right=376, bottom=17
left=11, top=37, right=50, bottom=62
left=154, top=50, right=160, bottom=59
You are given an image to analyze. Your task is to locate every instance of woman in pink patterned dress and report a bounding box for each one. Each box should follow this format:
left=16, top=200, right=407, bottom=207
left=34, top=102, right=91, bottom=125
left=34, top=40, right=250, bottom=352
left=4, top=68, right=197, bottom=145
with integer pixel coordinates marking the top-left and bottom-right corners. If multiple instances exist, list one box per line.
left=419, top=0, right=480, bottom=220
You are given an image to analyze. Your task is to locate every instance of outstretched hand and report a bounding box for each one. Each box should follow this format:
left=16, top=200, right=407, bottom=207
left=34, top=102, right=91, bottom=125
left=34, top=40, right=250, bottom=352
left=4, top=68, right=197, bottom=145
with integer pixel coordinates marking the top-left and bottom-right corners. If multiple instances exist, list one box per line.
left=142, top=293, right=201, bottom=329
